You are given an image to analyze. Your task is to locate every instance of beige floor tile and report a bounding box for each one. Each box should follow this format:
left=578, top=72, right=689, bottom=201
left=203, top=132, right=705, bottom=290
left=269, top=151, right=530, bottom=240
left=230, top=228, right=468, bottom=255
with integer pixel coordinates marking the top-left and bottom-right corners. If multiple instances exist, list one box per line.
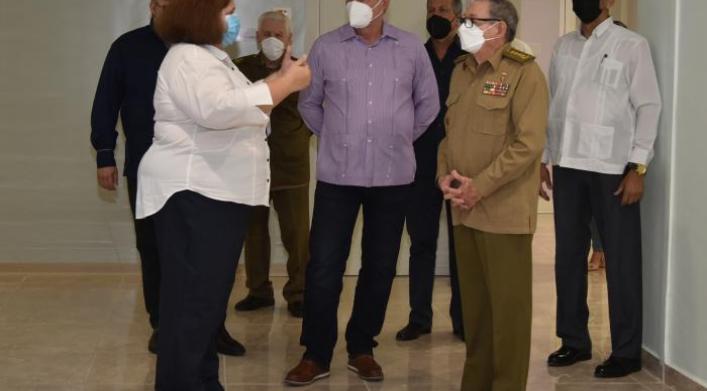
left=0, top=217, right=674, bottom=390
left=86, top=352, right=156, bottom=386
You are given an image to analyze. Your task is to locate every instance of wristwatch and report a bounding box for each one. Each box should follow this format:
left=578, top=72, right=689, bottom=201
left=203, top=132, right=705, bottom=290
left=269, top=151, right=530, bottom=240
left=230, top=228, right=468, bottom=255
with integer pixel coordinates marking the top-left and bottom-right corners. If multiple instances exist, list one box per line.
left=627, top=163, right=648, bottom=176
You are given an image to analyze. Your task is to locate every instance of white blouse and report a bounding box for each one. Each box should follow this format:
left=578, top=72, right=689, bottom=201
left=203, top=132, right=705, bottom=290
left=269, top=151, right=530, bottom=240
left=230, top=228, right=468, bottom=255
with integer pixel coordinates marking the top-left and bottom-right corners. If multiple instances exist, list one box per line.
left=136, top=44, right=273, bottom=219
left=544, top=18, right=661, bottom=175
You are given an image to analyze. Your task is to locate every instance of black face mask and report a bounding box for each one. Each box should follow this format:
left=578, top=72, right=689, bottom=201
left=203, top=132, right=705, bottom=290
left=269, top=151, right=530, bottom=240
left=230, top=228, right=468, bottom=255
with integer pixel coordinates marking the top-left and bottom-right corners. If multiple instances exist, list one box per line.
left=573, top=0, right=602, bottom=24
left=427, top=15, right=453, bottom=39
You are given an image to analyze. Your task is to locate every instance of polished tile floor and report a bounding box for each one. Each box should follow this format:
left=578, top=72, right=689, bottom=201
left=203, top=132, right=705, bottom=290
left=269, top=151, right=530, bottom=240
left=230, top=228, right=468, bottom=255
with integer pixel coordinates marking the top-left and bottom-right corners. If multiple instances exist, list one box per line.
left=0, top=215, right=672, bottom=390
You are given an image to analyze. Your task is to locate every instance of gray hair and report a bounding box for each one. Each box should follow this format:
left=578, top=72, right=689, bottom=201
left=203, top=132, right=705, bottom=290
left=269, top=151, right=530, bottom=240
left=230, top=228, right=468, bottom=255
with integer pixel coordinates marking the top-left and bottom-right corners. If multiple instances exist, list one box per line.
left=452, top=0, right=463, bottom=16
left=258, top=10, right=292, bottom=36
left=469, top=0, right=519, bottom=42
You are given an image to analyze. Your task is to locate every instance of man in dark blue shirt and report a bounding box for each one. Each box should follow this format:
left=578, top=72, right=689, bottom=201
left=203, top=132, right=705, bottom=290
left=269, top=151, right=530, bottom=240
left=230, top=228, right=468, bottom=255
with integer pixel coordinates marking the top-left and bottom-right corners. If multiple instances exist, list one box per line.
left=90, top=0, right=244, bottom=356
left=396, top=0, right=465, bottom=342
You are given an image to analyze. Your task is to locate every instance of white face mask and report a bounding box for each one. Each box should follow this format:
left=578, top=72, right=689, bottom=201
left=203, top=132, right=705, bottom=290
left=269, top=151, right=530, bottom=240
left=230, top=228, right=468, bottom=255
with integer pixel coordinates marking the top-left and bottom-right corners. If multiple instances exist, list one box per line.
left=458, top=22, right=500, bottom=54
left=261, top=37, right=285, bottom=61
left=346, top=0, right=383, bottom=29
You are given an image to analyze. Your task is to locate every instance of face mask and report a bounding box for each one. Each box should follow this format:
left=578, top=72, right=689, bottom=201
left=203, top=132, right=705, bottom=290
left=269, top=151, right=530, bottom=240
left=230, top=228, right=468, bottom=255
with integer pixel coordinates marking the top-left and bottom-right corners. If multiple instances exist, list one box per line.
left=261, top=37, right=286, bottom=61
left=346, top=0, right=383, bottom=29
left=572, top=0, right=602, bottom=24
left=426, top=15, right=452, bottom=40
left=222, top=14, right=241, bottom=47
left=458, top=22, right=499, bottom=54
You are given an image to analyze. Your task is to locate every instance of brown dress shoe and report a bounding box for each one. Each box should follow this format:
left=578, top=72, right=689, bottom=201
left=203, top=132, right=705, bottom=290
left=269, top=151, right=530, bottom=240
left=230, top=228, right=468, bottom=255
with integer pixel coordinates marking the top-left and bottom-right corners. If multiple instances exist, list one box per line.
left=284, top=359, right=330, bottom=387
left=347, top=355, right=384, bottom=381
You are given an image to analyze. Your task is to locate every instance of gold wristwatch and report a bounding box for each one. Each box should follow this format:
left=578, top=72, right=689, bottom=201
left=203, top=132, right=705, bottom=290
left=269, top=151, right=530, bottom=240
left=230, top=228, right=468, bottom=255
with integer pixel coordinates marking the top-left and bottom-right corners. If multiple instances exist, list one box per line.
left=627, top=163, right=648, bottom=176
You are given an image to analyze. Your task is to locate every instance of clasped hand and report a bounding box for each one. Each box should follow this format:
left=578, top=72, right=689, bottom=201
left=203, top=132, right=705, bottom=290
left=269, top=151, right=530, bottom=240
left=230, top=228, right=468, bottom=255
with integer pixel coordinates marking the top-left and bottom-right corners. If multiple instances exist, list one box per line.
left=438, top=170, right=482, bottom=210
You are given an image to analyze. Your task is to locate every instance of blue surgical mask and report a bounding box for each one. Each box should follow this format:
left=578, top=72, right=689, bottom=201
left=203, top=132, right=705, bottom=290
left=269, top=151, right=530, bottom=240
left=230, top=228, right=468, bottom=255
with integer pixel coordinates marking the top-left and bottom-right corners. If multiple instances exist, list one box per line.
left=222, top=14, right=240, bottom=47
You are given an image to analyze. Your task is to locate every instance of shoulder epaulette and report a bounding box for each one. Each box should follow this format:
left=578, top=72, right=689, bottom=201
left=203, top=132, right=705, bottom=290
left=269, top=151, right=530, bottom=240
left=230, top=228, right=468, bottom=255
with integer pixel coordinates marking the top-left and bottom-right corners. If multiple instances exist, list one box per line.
left=503, top=47, right=535, bottom=64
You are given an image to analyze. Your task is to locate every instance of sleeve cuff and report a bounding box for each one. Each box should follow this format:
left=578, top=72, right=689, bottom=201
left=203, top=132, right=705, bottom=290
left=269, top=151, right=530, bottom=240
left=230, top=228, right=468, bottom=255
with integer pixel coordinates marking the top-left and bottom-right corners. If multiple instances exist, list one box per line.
left=244, top=82, right=274, bottom=106
left=629, top=147, right=652, bottom=166
left=96, top=150, right=117, bottom=168
left=472, top=173, right=495, bottom=199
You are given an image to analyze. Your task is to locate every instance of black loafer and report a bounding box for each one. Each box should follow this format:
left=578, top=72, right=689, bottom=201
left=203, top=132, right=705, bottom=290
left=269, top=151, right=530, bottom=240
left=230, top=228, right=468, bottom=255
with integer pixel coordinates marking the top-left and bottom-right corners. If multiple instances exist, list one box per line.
left=594, top=356, right=641, bottom=378
left=288, top=301, right=304, bottom=318
left=547, top=346, right=592, bottom=367
left=234, top=295, right=275, bottom=312
left=395, top=323, right=431, bottom=341
left=148, top=330, right=159, bottom=354
left=216, top=327, right=246, bottom=357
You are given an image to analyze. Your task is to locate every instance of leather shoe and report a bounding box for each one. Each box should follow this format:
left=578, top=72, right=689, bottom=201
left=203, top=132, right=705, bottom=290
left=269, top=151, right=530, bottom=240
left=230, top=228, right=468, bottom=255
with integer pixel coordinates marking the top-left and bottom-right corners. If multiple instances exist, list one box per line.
left=148, top=330, right=158, bottom=354
left=234, top=295, right=275, bottom=312
left=347, top=354, right=384, bottom=381
left=288, top=302, right=304, bottom=318
left=395, top=323, right=431, bottom=341
left=594, top=356, right=641, bottom=378
left=216, top=327, right=246, bottom=357
left=547, top=346, right=592, bottom=367
left=284, top=359, right=330, bottom=386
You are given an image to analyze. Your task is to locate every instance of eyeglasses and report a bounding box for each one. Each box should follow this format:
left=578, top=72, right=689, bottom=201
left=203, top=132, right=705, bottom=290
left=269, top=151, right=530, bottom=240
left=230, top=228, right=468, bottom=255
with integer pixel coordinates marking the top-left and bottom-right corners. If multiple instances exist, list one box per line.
left=459, top=18, right=501, bottom=28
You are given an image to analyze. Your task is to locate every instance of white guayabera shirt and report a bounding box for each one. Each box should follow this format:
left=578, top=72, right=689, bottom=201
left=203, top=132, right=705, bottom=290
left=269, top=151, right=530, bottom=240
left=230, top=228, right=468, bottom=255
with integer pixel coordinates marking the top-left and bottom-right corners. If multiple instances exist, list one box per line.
left=136, top=44, right=273, bottom=219
left=544, top=17, right=662, bottom=175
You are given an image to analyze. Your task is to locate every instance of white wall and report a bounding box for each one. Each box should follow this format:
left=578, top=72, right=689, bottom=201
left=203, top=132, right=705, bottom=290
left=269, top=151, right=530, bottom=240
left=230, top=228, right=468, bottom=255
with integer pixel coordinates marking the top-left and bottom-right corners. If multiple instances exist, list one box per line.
left=664, top=0, right=707, bottom=384
left=637, top=0, right=707, bottom=386
left=635, top=0, right=674, bottom=361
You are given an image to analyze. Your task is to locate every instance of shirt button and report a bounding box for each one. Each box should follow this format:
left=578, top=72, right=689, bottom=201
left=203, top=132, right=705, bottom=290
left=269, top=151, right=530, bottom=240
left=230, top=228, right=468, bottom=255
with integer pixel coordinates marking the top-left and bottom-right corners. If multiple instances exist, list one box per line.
left=369, top=101, right=373, bottom=105
left=367, top=138, right=372, bottom=143
left=368, top=82, right=373, bottom=86
left=368, top=120, right=373, bottom=124
left=369, top=64, right=373, bottom=68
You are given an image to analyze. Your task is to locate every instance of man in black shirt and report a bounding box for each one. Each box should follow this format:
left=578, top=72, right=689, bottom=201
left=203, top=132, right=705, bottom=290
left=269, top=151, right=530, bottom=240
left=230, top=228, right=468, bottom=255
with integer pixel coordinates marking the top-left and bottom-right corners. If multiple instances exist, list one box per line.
left=396, top=0, right=465, bottom=341
left=90, top=0, right=244, bottom=356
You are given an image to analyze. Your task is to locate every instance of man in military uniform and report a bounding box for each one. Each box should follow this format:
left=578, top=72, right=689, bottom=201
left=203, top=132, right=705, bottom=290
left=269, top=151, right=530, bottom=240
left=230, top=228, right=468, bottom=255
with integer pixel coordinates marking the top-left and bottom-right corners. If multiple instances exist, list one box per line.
left=437, top=0, right=548, bottom=389
left=233, top=10, right=311, bottom=318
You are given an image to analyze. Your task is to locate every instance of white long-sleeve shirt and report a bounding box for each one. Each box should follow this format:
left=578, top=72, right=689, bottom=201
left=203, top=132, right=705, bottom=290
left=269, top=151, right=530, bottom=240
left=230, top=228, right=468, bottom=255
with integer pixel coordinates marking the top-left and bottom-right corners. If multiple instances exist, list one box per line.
left=136, top=44, right=273, bottom=219
left=544, top=18, right=662, bottom=175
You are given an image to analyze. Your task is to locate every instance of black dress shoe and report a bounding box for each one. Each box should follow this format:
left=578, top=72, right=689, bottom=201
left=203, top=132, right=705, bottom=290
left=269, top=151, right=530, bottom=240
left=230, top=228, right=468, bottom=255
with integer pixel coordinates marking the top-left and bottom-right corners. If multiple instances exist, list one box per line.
left=216, top=328, right=246, bottom=357
left=594, top=356, right=641, bottom=378
left=288, top=301, right=304, bottom=318
left=234, top=295, right=274, bottom=312
left=148, top=330, right=159, bottom=354
left=453, top=328, right=465, bottom=342
left=547, top=346, right=592, bottom=367
left=395, top=323, right=431, bottom=341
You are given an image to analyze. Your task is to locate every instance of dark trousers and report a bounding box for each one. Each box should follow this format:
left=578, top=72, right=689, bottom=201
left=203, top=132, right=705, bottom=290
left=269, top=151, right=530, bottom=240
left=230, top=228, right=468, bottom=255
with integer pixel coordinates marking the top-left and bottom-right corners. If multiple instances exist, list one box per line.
left=127, top=176, right=161, bottom=330
left=553, top=166, right=643, bottom=359
left=153, top=191, right=252, bottom=391
left=404, top=175, right=463, bottom=332
left=244, top=186, right=310, bottom=304
left=300, top=182, right=410, bottom=368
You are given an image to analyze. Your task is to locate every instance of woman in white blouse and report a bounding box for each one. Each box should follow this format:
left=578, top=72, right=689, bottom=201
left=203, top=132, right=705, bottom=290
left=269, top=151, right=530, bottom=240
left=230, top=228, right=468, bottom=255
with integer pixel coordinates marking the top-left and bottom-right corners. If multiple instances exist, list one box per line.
left=137, top=0, right=310, bottom=389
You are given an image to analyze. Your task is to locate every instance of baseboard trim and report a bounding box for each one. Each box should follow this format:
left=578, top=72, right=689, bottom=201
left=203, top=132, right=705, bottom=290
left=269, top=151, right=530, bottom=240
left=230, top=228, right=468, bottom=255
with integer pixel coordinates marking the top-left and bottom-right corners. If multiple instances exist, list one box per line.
left=642, top=349, right=707, bottom=390
left=642, top=349, right=664, bottom=380
left=666, top=365, right=707, bottom=391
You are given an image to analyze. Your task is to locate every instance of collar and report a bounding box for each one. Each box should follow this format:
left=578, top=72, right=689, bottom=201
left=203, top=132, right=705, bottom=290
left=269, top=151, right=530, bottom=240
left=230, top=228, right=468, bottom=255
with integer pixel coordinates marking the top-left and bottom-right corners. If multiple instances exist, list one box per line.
left=425, top=36, right=462, bottom=59
left=203, top=45, right=230, bottom=62
left=338, top=23, right=400, bottom=43
left=576, top=16, right=614, bottom=40
left=463, top=42, right=510, bottom=73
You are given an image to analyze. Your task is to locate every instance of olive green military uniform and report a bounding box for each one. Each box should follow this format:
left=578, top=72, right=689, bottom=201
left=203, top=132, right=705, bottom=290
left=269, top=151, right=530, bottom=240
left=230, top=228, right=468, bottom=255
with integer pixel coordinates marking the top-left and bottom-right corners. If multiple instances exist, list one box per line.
left=437, top=44, right=548, bottom=391
left=235, top=53, right=312, bottom=305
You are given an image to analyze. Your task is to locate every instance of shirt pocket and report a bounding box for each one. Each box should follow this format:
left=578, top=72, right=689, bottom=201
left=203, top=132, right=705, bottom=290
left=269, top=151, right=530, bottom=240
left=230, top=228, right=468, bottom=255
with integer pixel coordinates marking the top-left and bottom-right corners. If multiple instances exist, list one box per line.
left=594, top=58, right=626, bottom=90
left=474, top=94, right=511, bottom=136
left=577, top=123, right=615, bottom=160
